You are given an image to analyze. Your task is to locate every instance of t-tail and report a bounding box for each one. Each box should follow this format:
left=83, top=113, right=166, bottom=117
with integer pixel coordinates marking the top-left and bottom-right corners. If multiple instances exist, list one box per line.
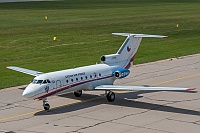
left=100, top=33, right=168, bottom=69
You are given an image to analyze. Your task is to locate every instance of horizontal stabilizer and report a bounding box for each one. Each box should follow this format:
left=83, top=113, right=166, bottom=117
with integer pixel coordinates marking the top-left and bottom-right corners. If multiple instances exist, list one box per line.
left=95, top=85, right=195, bottom=91
left=7, top=66, right=43, bottom=76
left=112, top=33, right=168, bottom=38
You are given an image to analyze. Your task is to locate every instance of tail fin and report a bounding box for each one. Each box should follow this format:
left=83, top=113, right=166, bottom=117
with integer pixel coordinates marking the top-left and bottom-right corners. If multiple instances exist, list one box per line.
left=100, top=33, right=167, bottom=69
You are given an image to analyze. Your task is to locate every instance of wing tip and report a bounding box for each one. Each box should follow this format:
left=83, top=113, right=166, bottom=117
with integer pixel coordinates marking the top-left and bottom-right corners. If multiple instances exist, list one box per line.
left=186, top=88, right=196, bottom=91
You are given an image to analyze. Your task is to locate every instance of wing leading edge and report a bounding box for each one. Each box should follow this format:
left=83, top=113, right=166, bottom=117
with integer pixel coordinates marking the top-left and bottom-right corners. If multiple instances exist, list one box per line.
left=95, top=85, right=195, bottom=91
left=7, top=66, right=43, bottom=76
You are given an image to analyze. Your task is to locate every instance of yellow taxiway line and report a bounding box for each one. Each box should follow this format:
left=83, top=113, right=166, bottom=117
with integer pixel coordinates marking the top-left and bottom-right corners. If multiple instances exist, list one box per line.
left=0, top=73, right=199, bottom=122
left=0, top=110, right=41, bottom=122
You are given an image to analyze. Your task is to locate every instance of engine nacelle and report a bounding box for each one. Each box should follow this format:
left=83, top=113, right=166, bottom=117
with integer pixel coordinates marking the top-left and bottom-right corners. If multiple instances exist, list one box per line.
left=114, top=69, right=130, bottom=79
left=100, top=54, right=120, bottom=64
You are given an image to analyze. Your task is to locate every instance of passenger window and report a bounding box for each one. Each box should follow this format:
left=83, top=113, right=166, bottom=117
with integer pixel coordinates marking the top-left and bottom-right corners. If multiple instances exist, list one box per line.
left=90, top=75, right=92, bottom=78
left=85, top=76, right=87, bottom=79
left=66, top=80, right=68, bottom=83
left=99, top=73, right=101, bottom=77
left=81, top=77, right=83, bottom=80
left=71, top=79, right=73, bottom=82
left=76, top=78, right=78, bottom=81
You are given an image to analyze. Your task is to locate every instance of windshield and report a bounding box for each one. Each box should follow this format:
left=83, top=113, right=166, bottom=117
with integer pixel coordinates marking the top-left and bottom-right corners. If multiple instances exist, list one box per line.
left=32, top=79, right=51, bottom=84
left=43, top=80, right=47, bottom=84
left=36, top=80, right=43, bottom=84
left=32, top=79, right=37, bottom=84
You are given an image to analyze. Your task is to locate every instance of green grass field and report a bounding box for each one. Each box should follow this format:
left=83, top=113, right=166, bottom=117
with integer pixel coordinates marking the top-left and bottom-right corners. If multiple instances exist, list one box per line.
left=0, top=0, right=199, bottom=89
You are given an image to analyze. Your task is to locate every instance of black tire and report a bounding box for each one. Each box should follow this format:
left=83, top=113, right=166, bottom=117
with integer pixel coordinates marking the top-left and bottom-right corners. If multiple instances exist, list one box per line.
left=44, top=103, right=50, bottom=110
left=74, top=90, right=82, bottom=97
left=107, top=91, right=115, bottom=102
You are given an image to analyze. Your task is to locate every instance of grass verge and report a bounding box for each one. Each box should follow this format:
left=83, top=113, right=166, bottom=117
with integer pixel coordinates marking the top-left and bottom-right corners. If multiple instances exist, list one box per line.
left=0, top=0, right=199, bottom=89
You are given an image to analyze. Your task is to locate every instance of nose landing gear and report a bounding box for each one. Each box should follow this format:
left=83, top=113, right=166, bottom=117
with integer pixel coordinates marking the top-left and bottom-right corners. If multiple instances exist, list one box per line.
left=43, top=98, right=50, bottom=110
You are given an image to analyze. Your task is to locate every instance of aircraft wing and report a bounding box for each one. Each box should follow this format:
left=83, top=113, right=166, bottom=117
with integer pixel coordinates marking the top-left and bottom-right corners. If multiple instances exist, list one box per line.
left=95, top=85, right=195, bottom=91
left=7, top=66, right=43, bottom=76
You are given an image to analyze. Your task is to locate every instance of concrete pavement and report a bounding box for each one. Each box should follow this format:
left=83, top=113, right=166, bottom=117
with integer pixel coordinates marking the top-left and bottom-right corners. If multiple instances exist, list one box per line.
left=0, top=54, right=199, bottom=133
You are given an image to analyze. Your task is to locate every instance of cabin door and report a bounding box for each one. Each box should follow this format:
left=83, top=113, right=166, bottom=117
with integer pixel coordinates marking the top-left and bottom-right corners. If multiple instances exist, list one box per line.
left=56, top=80, right=62, bottom=89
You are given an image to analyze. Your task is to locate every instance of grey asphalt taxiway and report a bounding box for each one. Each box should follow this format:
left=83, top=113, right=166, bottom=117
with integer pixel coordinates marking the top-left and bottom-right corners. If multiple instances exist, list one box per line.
left=0, top=54, right=199, bottom=133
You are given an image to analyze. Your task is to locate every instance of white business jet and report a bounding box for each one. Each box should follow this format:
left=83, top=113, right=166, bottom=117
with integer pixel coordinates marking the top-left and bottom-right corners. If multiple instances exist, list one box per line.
left=7, top=33, right=195, bottom=110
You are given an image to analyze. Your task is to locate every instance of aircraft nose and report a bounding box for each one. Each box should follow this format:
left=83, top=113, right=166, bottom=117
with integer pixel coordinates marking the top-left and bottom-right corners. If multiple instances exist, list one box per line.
left=22, top=90, right=29, bottom=97
left=22, top=86, right=34, bottom=98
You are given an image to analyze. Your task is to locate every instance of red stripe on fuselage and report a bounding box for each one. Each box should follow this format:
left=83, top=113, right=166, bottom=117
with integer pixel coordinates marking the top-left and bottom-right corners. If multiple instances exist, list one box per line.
left=35, top=75, right=113, bottom=100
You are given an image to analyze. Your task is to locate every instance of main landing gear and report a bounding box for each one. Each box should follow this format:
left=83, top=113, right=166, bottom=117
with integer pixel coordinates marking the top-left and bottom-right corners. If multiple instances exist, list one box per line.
left=43, top=98, right=50, bottom=110
left=106, top=91, right=115, bottom=102
left=74, top=90, right=115, bottom=102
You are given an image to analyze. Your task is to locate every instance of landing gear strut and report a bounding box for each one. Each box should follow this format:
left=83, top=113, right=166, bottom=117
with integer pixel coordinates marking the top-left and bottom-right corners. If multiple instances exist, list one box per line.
left=74, top=90, right=82, bottom=97
left=43, top=98, right=50, bottom=110
left=106, top=91, right=115, bottom=102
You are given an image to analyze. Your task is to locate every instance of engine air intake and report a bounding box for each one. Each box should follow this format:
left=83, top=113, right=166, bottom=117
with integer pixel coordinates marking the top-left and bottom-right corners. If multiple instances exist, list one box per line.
left=114, top=69, right=130, bottom=79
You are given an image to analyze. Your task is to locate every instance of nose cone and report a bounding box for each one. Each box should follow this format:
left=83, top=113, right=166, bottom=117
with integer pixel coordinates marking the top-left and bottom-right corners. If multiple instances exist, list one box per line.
left=22, top=89, right=30, bottom=98
left=22, top=85, right=35, bottom=98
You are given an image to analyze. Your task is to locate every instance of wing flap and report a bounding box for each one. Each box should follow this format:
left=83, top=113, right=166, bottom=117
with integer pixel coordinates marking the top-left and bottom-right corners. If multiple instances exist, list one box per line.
left=7, top=66, right=43, bottom=76
left=95, top=85, right=195, bottom=91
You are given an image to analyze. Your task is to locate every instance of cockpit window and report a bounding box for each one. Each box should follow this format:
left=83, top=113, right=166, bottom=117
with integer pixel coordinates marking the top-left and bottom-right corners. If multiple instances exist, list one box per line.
left=42, top=80, right=47, bottom=84
left=32, top=80, right=35, bottom=84
left=32, top=79, right=51, bottom=84
left=36, top=80, right=43, bottom=84
left=47, top=79, right=51, bottom=83
left=32, top=79, right=37, bottom=84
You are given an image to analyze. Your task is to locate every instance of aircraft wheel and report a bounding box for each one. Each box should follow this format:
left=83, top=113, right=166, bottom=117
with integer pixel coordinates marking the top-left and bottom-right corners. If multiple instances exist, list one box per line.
left=44, top=103, right=50, bottom=110
left=74, top=90, right=82, bottom=97
left=107, top=91, right=115, bottom=102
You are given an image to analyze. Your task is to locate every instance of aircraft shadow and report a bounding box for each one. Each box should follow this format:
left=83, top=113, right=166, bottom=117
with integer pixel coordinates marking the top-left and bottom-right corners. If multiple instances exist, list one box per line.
left=58, top=92, right=100, bottom=101
left=34, top=91, right=199, bottom=116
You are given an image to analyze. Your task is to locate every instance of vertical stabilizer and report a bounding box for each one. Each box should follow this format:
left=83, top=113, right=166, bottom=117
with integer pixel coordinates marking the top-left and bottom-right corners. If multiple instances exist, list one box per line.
left=116, top=35, right=142, bottom=69
left=101, top=33, right=167, bottom=69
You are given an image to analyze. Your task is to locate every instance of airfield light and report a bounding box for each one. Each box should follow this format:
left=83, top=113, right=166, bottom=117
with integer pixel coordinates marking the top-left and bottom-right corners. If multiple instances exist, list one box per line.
left=176, top=24, right=179, bottom=27
left=45, top=16, right=48, bottom=20
left=53, top=37, right=57, bottom=41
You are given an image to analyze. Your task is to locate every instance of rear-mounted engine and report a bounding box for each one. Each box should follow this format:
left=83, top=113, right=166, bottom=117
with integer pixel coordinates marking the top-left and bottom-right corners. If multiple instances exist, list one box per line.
left=114, top=69, right=130, bottom=79
left=100, top=54, right=120, bottom=64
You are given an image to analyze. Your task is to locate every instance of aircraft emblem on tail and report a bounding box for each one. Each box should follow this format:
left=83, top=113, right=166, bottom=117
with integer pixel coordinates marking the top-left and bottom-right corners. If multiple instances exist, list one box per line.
left=127, top=46, right=131, bottom=52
